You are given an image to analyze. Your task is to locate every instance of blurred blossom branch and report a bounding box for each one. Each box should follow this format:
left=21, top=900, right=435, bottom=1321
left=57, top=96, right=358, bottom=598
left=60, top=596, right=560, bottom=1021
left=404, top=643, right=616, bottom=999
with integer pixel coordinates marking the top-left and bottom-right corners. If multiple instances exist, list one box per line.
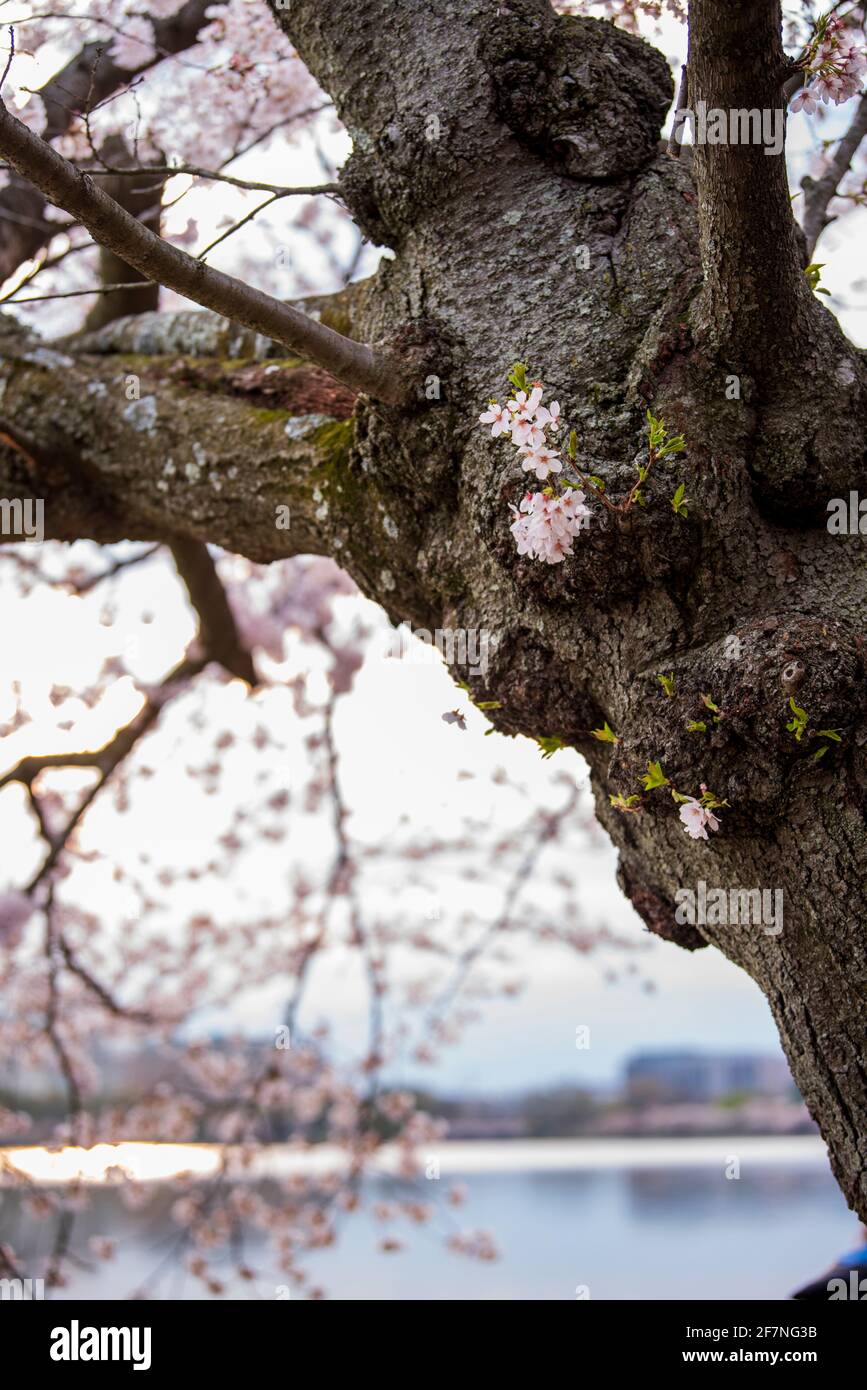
left=801, top=90, right=867, bottom=253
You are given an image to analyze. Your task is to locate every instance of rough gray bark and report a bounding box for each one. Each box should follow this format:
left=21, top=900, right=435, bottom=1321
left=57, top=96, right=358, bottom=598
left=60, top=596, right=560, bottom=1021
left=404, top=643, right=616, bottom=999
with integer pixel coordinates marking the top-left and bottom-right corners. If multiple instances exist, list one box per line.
left=1, top=0, right=866, bottom=1220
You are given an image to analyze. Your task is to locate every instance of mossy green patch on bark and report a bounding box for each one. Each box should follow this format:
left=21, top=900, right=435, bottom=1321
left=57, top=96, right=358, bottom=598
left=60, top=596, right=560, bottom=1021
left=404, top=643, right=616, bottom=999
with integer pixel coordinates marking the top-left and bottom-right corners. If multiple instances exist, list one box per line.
left=310, top=418, right=355, bottom=466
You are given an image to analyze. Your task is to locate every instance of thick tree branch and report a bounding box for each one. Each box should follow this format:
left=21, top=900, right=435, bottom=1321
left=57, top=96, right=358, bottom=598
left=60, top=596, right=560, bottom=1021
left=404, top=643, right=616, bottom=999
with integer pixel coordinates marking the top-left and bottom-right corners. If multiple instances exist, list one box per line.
left=686, top=0, right=816, bottom=369
left=272, top=0, right=672, bottom=247
left=801, top=91, right=867, bottom=257
left=0, top=100, right=407, bottom=403
left=81, top=135, right=161, bottom=331
left=0, top=321, right=433, bottom=634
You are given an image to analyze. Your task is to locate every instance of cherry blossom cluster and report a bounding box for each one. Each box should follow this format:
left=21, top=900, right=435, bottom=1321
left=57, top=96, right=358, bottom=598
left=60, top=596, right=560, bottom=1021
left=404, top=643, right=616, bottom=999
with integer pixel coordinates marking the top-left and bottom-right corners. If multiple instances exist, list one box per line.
left=0, top=539, right=623, bottom=1297
left=2, top=0, right=322, bottom=170
left=791, top=14, right=867, bottom=113
left=479, top=383, right=564, bottom=481
left=480, top=370, right=687, bottom=564
left=509, top=489, right=591, bottom=566
left=479, top=377, right=590, bottom=565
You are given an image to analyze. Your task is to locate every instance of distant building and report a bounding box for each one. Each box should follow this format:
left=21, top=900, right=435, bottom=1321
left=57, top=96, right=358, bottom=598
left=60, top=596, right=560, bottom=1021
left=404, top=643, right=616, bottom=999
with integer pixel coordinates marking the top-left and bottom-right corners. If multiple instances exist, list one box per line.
left=624, top=1051, right=794, bottom=1104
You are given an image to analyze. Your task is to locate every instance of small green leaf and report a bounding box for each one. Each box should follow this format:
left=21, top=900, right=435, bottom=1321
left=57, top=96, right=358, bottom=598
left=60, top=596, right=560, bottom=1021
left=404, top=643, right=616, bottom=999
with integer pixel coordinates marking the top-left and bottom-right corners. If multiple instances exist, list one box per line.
left=476, top=700, right=502, bottom=710
left=815, top=728, right=842, bottom=742
left=787, top=696, right=809, bottom=741
left=591, top=721, right=619, bottom=744
left=508, top=362, right=528, bottom=392
left=568, top=429, right=577, bottom=459
left=641, top=760, right=669, bottom=791
left=536, top=734, right=566, bottom=759
left=699, top=788, right=728, bottom=810
left=657, top=673, right=675, bottom=698
left=686, top=720, right=707, bottom=733
left=805, top=262, right=828, bottom=295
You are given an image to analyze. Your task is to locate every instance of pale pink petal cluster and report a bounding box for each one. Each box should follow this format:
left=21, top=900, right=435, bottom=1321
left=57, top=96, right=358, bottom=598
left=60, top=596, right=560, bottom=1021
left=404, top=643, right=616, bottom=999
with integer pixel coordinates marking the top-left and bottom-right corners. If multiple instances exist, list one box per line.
left=478, top=402, right=512, bottom=438
left=0, top=891, right=35, bottom=948
left=794, top=17, right=867, bottom=110
left=509, top=489, right=590, bottom=565
left=479, top=380, right=585, bottom=558
left=791, top=86, right=820, bottom=115
left=519, top=444, right=562, bottom=481
left=26, top=0, right=320, bottom=173
left=110, top=15, right=157, bottom=70
left=678, top=798, right=721, bottom=841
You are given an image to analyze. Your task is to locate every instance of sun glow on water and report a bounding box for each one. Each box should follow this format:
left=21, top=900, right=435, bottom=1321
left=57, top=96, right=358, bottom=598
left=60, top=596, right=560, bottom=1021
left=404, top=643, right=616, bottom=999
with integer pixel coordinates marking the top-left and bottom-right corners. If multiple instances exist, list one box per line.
left=0, top=1141, right=220, bottom=1185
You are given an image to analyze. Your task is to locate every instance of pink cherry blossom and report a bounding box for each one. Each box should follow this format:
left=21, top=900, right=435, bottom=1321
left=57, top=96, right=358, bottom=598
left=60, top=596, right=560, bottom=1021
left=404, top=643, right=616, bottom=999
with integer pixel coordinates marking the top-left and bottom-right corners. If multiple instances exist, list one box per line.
left=536, top=401, right=561, bottom=432
left=520, top=444, right=562, bottom=481
left=506, top=386, right=544, bottom=422
left=509, top=489, right=589, bottom=564
left=510, top=416, right=546, bottom=449
left=678, top=798, right=721, bottom=841
left=478, top=402, right=512, bottom=438
left=791, top=86, right=819, bottom=115
left=0, top=891, right=35, bottom=948
left=794, top=20, right=867, bottom=112
left=110, top=16, right=157, bottom=70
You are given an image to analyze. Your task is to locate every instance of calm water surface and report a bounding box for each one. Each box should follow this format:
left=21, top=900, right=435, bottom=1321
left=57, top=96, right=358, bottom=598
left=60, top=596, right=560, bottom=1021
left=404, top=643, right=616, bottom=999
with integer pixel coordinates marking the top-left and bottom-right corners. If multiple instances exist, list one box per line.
left=1, top=1139, right=856, bottom=1300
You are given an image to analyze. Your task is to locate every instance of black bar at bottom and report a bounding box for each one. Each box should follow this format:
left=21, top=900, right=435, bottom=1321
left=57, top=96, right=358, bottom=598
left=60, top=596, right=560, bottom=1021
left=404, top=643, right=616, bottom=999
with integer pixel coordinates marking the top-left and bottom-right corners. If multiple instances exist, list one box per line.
left=2, top=1296, right=862, bottom=1375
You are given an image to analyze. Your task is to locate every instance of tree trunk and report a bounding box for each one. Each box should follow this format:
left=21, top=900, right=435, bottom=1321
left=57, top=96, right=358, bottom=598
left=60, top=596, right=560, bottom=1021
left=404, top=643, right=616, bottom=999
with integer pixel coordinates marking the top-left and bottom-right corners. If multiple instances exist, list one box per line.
left=1, top=0, right=865, bottom=1219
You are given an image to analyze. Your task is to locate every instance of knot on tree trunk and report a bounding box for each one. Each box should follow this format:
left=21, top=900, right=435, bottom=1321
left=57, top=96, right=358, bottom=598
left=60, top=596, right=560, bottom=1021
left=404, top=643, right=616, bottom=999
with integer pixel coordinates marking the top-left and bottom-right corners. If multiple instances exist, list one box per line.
left=618, top=856, right=708, bottom=950
left=481, top=11, right=673, bottom=180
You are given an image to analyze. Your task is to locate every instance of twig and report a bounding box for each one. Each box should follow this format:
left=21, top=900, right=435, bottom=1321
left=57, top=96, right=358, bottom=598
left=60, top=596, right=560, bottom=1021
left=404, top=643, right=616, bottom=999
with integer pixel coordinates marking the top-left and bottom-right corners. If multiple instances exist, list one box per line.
left=84, top=164, right=341, bottom=199
left=0, top=23, right=14, bottom=91
left=4, top=280, right=150, bottom=303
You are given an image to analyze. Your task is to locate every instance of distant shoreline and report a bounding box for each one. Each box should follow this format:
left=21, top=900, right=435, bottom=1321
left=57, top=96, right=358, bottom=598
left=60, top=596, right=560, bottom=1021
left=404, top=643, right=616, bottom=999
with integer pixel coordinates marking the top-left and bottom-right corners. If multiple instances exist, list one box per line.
left=0, top=1134, right=830, bottom=1186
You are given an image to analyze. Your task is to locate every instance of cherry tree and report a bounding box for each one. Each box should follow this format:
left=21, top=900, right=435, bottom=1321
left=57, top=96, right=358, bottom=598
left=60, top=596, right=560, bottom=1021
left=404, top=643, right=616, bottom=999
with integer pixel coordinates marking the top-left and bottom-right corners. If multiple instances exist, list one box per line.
left=0, top=0, right=866, bottom=1288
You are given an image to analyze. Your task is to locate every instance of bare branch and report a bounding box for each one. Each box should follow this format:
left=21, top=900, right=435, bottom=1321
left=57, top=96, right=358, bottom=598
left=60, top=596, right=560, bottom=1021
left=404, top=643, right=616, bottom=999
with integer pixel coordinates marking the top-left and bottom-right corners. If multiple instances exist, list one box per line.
left=0, top=100, right=409, bottom=403
left=4, top=279, right=150, bottom=303
left=14, top=656, right=206, bottom=892
left=57, top=934, right=157, bottom=1025
left=169, top=537, right=258, bottom=686
left=83, top=163, right=341, bottom=199
left=0, top=235, right=93, bottom=305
